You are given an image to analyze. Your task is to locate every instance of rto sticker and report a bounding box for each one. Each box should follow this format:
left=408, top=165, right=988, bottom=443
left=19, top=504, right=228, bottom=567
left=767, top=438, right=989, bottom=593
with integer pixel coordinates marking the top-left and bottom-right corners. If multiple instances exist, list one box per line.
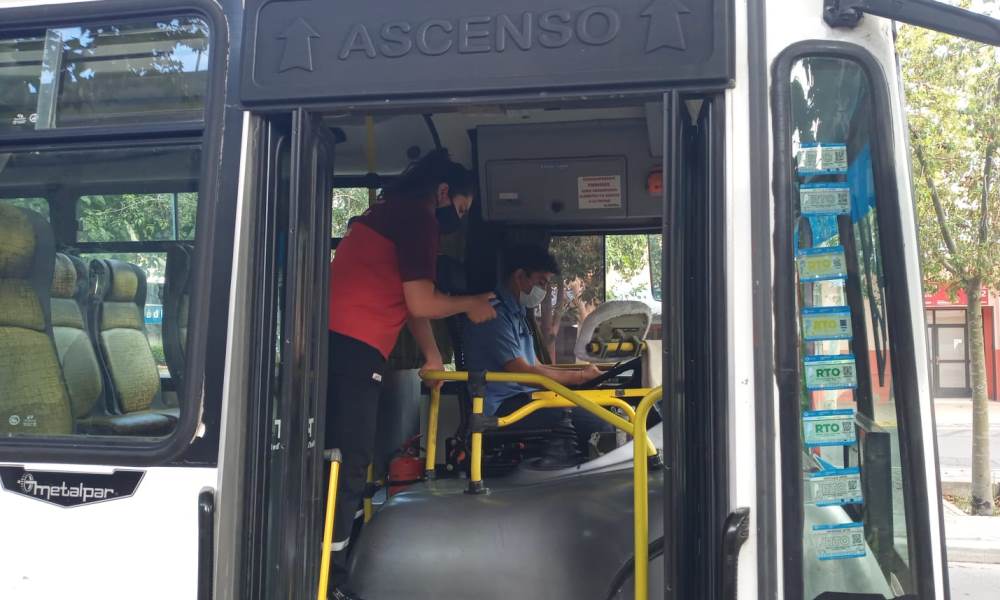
left=796, top=246, right=848, bottom=282
left=804, top=354, right=858, bottom=391
left=803, top=408, right=856, bottom=447
left=800, top=183, right=851, bottom=215
left=807, top=467, right=863, bottom=506
left=811, top=522, right=866, bottom=560
left=802, top=307, right=853, bottom=341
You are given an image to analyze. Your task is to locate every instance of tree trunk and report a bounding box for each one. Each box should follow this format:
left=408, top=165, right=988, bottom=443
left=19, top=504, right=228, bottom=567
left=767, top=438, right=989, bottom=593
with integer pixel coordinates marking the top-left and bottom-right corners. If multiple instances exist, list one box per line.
left=966, top=278, right=994, bottom=515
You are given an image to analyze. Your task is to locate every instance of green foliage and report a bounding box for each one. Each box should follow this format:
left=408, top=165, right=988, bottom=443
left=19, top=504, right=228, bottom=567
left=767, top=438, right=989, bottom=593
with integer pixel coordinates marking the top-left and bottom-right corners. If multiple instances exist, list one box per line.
left=899, top=3, right=999, bottom=515
left=79, top=193, right=196, bottom=243
left=0, top=197, right=49, bottom=219
left=606, top=234, right=648, bottom=281
left=648, top=235, right=663, bottom=300
left=898, top=14, right=1000, bottom=291
left=332, top=187, right=371, bottom=237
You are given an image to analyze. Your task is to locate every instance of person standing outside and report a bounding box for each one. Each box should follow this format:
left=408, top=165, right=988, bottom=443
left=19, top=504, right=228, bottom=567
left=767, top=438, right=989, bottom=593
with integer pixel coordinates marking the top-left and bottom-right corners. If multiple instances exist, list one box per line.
left=325, top=149, right=495, bottom=595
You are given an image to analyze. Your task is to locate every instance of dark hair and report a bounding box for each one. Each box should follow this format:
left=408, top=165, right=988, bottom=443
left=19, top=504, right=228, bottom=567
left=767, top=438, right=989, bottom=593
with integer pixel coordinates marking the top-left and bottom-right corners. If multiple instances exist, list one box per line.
left=380, top=148, right=474, bottom=202
left=502, top=244, right=561, bottom=279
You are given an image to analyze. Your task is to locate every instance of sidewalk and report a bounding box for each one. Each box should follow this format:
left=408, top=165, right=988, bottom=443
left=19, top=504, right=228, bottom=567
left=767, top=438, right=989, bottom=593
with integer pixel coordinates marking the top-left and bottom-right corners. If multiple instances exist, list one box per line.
left=943, top=498, right=1000, bottom=563
left=935, top=398, right=1000, bottom=428
left=934, top=399, right=1000, bottom=564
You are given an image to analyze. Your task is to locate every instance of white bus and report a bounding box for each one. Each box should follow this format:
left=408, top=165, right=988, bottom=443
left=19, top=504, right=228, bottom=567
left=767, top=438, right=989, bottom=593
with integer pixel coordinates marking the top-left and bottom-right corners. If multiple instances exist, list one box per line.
left=0, top=0, right=997, bottom=598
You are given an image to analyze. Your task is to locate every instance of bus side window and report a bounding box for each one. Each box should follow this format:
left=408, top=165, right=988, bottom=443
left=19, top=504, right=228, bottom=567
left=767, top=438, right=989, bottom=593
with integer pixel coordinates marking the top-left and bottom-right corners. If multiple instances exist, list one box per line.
left=0, top=11, right=220, bottom=457
left=781, top=54, right=925, bottom=597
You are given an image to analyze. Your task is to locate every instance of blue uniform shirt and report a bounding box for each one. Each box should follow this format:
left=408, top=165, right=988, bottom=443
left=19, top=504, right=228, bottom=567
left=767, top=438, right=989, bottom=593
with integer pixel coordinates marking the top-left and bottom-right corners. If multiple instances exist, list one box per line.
left=462, top=287, right=538, bottom=415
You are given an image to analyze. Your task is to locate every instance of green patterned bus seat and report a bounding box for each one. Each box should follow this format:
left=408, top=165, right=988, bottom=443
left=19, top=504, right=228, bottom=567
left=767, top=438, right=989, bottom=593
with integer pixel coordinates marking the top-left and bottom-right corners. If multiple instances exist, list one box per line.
left=0, top=204, right=72, bottom=436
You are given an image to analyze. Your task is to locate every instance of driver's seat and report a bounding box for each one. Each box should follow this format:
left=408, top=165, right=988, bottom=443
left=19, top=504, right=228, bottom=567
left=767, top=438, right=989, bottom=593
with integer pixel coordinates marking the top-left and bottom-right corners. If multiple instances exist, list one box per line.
left=435, top=255, right=568, bottom=473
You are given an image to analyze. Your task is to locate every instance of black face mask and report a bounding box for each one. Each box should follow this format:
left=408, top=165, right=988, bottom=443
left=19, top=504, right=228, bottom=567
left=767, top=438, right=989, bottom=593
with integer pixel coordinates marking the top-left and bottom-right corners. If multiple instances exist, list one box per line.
left=435, top=201, right=463, bottom=234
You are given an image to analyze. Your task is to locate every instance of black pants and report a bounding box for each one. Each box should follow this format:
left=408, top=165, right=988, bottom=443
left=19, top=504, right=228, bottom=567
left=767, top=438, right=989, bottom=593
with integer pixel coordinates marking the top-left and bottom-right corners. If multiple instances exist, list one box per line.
left=324, top=331, right=386, bottom=587
left=496, top=393, right=614, bottom=454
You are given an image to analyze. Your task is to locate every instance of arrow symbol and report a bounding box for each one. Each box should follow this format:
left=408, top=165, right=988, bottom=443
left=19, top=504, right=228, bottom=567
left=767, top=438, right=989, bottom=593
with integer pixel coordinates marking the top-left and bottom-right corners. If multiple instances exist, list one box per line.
left=641, top=0, right=691, bottom=52
left=277, top=17, right=320, bottom=73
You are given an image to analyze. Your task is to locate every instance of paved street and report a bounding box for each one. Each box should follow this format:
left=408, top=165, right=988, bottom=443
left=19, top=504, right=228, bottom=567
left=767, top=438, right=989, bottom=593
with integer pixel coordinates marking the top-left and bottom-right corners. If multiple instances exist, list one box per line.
left=949, top=562, right=1000, bottom=598
left=934, top=399, right=1000, bottom=475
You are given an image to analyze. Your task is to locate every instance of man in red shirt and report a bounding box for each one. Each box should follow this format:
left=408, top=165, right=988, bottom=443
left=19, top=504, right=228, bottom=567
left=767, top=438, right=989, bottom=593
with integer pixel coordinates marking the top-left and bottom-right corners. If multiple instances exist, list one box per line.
left=326, top=149, right=495, bottom=595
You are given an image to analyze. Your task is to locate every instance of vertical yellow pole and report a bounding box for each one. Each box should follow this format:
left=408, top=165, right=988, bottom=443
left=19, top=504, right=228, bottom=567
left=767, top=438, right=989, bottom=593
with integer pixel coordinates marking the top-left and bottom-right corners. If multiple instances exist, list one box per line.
left=363, top=463, right=374, bottom=523
left=317, top=449, right=342, bottom=600
left=425, top=386, right=441, bottom=478
left=633, top=389, right=662, bottom=600
left=469, top=395, right=484, bottom=489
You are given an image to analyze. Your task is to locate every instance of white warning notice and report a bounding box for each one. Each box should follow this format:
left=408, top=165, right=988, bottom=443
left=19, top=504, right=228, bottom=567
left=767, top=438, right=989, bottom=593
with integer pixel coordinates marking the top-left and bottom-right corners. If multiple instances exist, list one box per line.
left=577, top=175, right=622, bottom=210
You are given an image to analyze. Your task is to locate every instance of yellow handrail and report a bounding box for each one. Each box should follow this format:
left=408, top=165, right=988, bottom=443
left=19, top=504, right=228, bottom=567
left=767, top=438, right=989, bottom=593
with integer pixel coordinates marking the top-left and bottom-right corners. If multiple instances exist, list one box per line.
left=632, top=387, right=662, bottom=600
left=418, top=371, right=662, bottom=599
left=421, top=371, right=656, bottom=482
left=421, top=370, right=635, bottom=433
left=317, top=449, right=343, bottom=600
left=496, top=396, right=636, bottom=428
left=424, top=386, right=442, bottom=477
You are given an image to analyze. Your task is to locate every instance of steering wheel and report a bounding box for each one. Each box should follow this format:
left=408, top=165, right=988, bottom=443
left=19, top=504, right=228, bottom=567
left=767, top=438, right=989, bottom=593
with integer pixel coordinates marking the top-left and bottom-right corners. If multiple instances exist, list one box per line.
left=575, top=356, right=643, bottom=389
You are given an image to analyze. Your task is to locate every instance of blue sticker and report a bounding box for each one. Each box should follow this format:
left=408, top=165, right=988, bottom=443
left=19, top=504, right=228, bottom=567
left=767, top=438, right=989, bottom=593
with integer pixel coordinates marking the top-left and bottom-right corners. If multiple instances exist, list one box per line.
left=797, top=143, right=849, bottom=174
left=811, top=522, right=866, bottom=560
left=803, top=408, right=857, bottom=447
left=800, top=183, right=851, bottom=215
left=808, top=467, right=863, bottom=506
left=796, top=246, right=848, bottom=282
left=804, top=355, right=858, bottom=391
left=802, top=306, right=853, bottom=341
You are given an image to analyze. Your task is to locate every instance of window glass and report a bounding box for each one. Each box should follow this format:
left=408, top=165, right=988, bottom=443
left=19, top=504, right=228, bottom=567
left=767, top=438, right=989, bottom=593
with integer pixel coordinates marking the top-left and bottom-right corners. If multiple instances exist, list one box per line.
left=0, top=144, right=200, bottom=440
left=933, top=309, right=966, bottom=325
left=788, top=56, right=919, bottom=597
left=546, top=234, right=662, bottom=363
left=0, top=16, right=209, bottom=132
left=331, top=187, right=373, bottom=237
left=0, top=196, right=48, bottom=219
left=79, top=192, right=197, bottom=242
left=80, top=251, right=168, bottom=377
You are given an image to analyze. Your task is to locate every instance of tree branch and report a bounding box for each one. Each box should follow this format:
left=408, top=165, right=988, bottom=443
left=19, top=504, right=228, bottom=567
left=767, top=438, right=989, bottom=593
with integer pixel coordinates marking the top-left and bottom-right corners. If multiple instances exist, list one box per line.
left=911, top=127, right=960, bottom=261
left=982, top=141, right=995, bottom=245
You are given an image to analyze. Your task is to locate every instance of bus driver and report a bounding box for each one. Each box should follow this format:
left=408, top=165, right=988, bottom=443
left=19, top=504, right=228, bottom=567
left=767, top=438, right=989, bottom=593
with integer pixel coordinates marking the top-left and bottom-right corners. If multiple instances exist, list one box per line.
left=325, top=149, right=497, bottom=596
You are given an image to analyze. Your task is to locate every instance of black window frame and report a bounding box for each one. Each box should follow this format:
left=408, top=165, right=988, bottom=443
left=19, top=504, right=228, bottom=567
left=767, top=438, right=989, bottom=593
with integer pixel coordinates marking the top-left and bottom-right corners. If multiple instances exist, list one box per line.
left=770, top=41, right=943, bottom=599
left=0, top=0, right=230, bottom=466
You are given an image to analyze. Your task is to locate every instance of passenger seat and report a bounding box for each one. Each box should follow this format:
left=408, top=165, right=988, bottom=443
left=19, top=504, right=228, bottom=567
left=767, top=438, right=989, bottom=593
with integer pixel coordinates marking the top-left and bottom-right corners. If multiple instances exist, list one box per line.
left=49, top=253, right=104, bottom=424
left=90, top=258, right=176, bottom=432
left=163, top=244, right=192, bottom=384
left=51, top=253, right=173, bottom=435
left=0, top=205, right=73, bottom=435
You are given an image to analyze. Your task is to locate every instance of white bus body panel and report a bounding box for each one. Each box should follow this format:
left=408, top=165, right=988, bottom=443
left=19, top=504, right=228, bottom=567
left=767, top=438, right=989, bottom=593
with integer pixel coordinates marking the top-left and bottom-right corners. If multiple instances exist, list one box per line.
left=726, top=0, right=762, bottom=598
left=0, top=464, right=215, bottom=599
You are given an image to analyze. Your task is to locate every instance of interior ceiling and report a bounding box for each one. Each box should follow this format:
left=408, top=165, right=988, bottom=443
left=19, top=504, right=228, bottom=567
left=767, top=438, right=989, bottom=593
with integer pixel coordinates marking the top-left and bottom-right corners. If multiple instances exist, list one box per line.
left=324, top=104, right=653, bottom=177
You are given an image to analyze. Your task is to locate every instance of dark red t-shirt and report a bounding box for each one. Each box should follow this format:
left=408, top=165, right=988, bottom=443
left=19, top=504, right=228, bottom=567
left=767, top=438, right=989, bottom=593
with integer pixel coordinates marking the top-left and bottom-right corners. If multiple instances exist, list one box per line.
left=328, top=196, right=438, bottom=358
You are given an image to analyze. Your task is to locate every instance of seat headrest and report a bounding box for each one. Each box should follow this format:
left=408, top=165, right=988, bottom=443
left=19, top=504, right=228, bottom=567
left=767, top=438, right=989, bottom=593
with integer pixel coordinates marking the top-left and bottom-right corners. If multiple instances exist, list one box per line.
left=573, top=300, right=653, bottom=362
left=93, top=259, right=143, bottom=303
left=51, top=253, right=80, bottom=299
left=0, top=204, right=39, bottom=278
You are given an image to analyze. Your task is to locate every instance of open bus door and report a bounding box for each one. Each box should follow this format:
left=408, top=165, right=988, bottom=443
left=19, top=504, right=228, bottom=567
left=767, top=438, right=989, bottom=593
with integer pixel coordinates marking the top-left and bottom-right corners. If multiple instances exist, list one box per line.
left=237, top=110, right=338, bottom=598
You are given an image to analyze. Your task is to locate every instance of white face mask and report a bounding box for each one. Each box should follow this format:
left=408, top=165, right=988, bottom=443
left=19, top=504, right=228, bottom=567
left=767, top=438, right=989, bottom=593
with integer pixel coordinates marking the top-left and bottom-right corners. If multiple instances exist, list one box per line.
left=519, top=284, right=547, bottom=308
